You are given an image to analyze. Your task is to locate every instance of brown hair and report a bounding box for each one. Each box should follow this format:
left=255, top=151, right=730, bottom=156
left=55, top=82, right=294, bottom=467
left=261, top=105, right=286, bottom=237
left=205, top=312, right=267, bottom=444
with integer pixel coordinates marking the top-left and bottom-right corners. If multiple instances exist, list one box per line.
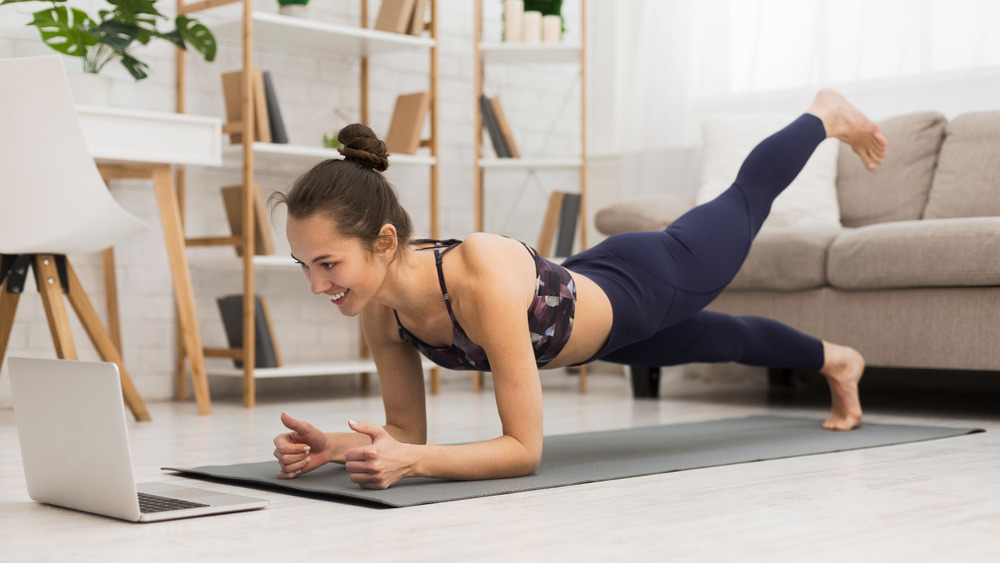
left=269, top=123, right=413, bottom=254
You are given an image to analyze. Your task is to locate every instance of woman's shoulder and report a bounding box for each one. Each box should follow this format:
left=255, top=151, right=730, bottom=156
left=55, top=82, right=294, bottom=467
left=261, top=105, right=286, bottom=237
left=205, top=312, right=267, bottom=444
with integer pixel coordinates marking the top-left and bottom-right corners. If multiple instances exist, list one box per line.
left=456, top=233, right=533, bottom=274
left=460, top=232, right=513, bottom=250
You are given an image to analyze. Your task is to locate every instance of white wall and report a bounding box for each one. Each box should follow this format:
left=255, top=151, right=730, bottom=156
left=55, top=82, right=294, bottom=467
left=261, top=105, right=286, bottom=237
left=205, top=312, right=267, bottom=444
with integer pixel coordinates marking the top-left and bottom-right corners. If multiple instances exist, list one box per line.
left=0, top=0, right=587, bottom=406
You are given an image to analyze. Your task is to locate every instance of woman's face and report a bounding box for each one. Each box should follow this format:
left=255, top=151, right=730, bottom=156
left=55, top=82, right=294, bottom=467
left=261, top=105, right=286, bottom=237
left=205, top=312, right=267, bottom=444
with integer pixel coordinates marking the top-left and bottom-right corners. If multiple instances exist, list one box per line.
left=286, top=214, right=390, bottom=317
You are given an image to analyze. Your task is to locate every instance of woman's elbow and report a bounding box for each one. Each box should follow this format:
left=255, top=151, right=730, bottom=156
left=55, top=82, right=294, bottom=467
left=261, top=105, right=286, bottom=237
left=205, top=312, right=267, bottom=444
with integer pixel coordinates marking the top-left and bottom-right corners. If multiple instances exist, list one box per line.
left=516, top=444, right=543, bottom=476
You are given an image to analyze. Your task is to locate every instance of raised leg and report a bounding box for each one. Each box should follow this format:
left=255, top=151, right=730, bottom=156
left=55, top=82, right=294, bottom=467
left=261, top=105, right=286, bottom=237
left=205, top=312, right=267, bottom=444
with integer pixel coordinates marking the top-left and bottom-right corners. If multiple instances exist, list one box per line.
left=807, top=89, right=887, bottom=171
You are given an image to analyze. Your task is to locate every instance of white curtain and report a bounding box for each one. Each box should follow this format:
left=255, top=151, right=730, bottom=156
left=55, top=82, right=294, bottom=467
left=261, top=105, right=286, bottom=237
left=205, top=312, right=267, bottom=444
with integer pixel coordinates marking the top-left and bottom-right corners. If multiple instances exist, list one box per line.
left=616, top=0, right=1000, bottom=199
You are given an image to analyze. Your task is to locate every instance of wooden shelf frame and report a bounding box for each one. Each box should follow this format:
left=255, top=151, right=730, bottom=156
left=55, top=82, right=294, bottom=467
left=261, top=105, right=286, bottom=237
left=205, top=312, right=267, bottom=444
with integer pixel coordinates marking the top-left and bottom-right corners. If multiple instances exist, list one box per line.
left=220, top=143, right=437, bottom=170
left=175, top=0, right=441, bottom=407
left=473, top=0, right=588, bottom=392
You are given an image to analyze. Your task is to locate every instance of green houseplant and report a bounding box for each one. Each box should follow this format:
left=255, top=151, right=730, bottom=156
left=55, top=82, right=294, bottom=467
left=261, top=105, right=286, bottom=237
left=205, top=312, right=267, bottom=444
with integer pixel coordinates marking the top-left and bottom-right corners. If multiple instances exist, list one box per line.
left=277, top=0, right=308, bottom=18
left=524, top=0, right=563, bottom=32
left=0, top=0, right=216, bottom=80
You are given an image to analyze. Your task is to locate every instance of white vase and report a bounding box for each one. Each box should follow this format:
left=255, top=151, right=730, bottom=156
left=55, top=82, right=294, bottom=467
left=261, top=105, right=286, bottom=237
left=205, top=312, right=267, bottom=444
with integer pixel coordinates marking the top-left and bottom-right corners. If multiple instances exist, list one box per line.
left=66, top=72, right=113, bottom=106
left=278, top=5, right=308, bottom=18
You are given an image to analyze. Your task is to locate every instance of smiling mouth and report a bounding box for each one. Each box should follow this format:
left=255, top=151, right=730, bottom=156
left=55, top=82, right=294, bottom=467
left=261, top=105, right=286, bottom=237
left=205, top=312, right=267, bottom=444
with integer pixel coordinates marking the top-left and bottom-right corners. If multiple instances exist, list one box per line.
left=330, top=289, right=348, bottom=303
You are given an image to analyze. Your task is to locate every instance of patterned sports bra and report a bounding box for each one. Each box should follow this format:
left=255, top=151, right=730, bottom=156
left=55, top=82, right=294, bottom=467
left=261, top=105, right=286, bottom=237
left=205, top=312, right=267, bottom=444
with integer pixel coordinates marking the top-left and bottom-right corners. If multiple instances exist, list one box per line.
left=394, top=239, right=577, bottom=371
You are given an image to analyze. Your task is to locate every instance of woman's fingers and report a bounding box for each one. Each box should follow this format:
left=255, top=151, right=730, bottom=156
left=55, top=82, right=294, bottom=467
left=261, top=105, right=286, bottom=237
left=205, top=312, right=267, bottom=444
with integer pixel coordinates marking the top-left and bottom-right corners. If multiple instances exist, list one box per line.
left=274, top=439, right=312, bottom=478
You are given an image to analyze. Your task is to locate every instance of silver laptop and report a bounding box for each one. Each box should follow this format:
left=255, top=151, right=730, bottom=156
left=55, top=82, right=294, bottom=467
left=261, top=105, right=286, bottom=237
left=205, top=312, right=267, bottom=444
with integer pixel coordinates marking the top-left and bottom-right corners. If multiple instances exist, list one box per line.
left=8, top=357, right=268, bottom=522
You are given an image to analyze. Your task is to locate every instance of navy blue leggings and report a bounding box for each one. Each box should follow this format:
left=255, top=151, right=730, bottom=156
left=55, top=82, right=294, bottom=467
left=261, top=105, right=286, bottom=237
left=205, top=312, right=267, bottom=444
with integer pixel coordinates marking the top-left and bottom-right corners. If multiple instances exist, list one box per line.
left=563, top=114, right=827, bottom=371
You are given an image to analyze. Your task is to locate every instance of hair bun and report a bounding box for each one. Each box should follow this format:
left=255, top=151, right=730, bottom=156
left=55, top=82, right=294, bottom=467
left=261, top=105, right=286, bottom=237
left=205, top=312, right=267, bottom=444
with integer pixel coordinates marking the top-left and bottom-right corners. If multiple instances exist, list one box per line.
left=337, top=123, right=390, bottom=172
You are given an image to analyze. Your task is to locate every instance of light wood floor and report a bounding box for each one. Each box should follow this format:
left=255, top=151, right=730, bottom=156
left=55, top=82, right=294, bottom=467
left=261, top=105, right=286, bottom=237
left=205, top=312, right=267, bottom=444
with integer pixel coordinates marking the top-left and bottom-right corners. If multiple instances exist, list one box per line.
left=2, top=365, right=999, bottom=562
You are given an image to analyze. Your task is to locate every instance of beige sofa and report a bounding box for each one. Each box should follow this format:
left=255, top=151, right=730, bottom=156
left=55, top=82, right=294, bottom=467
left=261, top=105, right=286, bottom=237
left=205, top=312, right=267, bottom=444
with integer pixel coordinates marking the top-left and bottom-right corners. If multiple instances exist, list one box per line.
left=595, top=111, right=1000, bottom=397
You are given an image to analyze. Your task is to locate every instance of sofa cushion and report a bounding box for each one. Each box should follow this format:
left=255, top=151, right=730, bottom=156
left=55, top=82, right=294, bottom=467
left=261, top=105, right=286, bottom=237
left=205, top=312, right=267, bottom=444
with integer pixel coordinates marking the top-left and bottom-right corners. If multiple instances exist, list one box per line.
left=827, top=218, right=1000, bottom=289
left=837, top=112, right=946, bottom=227
left=923, top=111, right=1000, bottom=219
left=697, top=114, right=842, bottom=229
left=727, top=226, right=842, bottom=291
left=594, top=194, right=695, bottom=235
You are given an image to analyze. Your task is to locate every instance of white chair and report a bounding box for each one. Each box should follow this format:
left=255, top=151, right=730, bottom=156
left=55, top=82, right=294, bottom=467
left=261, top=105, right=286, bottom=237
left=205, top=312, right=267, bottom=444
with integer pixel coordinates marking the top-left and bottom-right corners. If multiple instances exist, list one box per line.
left=0, top=55, right=151, bottom=420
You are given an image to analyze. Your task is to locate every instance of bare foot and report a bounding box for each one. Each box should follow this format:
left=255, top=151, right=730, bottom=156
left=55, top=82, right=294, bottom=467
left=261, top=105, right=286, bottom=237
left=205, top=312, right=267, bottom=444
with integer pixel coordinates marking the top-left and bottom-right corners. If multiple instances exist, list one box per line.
left=808, top=89, right=888, bottom=171
left=819, top=341, right=864, bottom=431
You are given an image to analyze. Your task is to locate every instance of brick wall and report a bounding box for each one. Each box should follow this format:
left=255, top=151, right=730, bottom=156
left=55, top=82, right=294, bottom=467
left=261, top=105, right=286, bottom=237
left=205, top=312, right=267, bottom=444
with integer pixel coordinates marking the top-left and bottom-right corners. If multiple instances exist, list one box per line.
left=0, top=0, right=585, bottom=406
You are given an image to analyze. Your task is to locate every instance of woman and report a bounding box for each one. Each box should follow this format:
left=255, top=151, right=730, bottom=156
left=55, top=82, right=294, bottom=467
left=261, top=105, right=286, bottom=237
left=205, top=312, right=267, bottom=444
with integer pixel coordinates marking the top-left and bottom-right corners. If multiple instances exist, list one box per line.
left=271, top=89, right=887, bottom=490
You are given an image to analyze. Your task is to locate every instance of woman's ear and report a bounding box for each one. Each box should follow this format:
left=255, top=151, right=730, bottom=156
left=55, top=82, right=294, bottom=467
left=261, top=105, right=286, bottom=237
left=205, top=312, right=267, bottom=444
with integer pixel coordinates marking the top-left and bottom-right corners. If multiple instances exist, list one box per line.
left=375, top=223, right=398, bottom=256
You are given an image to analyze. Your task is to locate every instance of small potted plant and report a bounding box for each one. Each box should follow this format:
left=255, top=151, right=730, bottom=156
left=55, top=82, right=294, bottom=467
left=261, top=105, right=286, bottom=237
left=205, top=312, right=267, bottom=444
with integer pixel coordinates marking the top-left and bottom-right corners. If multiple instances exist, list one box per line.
left=277, top=0, right=309, bottom=18
left=0, top=0, right=217, bottom=81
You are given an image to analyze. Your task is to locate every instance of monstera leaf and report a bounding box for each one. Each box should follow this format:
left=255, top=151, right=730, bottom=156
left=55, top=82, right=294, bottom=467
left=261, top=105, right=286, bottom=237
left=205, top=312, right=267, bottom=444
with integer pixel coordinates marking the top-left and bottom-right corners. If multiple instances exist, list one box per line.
left=28, top=5, right=98, bottom=57
left=1, top=0, right=216, bottom=80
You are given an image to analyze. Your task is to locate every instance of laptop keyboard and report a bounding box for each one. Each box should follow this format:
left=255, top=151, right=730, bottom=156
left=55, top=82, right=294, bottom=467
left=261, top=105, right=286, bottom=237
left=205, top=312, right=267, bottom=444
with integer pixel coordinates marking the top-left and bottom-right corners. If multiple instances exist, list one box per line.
left=138, top=492, right=210, bottom=514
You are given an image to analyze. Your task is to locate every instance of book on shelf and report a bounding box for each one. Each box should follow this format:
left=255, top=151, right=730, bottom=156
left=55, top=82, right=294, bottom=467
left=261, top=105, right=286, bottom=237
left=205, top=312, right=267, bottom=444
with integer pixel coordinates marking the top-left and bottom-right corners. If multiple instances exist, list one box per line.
left=220, top=183, right=275, bottom=257
left=216, top=294, right=282, bottom=369
left=536, top=191, right=581, bottom=258
left=479, top=93, right=510, bottom=158
left=385, top=91, right=431, bottom=155
left=536, top=190, right=564, bottom=256
left=261, top=71, right=288, bottom=144
left=408, top=0, right=428, bottom=35
left=374, top=0, right=417, bottom=34
left=555, top=192, right=581, bottom=257
left=221, top=68, right=270, bottom=144
left=488, top=96, right=520, bottom=158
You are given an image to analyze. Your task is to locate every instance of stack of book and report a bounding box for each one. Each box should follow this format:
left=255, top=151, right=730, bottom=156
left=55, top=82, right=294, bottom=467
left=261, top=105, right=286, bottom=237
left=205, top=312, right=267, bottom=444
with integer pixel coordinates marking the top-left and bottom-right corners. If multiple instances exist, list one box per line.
left=221, top=68, right=287, bottom=144
left=374, top=0, right=429, bottom=35
left=480, top=94, right=520, bottom=158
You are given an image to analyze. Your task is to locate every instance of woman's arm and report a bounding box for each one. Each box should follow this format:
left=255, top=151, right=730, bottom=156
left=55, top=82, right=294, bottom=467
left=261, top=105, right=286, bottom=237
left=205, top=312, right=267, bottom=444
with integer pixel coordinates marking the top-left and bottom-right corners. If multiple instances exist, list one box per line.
left=272, top=303, right=428, bottom=479
left=342, top=236, right=545, bottom=488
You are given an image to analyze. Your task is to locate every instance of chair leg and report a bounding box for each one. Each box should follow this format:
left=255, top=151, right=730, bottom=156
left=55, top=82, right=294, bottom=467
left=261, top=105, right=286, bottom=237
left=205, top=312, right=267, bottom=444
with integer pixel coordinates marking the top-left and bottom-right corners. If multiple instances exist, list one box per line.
left=101, top=248, right=123, bottom=353
left=0, top=273, right=22, bottom=365
left=35, top=255, right=78, bottom=360
left=62, top=260, right=150, bottom=422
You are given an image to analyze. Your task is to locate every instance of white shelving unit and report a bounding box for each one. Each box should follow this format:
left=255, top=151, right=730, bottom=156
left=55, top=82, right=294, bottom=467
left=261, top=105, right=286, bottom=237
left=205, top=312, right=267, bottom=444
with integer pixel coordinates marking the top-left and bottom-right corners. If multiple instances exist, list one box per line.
left=221, top=143, right=436, bottom=170
left=478, top=157, right=583, bottom=169
left=473, top=0, right=588, bottom=392
left=212, top=11, right=434, bottom=56
left=176, top=1, right=440, bottom=407
left=479, top=42, right=582, bottom=65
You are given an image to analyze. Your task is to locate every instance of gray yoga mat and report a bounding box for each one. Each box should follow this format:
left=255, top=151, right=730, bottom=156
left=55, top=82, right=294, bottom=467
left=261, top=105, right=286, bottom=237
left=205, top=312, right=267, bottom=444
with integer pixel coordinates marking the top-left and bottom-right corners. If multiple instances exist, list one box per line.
left=165, top=416, right=982, bottom=508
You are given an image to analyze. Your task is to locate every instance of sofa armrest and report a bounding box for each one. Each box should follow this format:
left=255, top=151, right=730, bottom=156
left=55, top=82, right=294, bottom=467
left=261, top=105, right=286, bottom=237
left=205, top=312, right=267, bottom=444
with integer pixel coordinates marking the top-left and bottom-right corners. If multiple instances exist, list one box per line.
left=594, top=195, right=696, bottom=235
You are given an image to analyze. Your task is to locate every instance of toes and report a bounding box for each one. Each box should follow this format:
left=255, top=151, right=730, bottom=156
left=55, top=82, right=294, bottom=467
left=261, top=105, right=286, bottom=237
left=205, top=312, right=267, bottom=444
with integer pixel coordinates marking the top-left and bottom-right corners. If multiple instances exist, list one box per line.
left=865, top=152, right=879, bottom=170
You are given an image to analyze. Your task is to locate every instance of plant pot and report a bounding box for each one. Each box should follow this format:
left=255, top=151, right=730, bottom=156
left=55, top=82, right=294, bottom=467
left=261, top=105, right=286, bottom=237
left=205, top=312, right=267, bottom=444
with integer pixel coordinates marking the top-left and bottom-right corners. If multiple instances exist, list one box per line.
left=278, top=5, right=309, bottom=18
left=67, top=72, right=113, bottom=106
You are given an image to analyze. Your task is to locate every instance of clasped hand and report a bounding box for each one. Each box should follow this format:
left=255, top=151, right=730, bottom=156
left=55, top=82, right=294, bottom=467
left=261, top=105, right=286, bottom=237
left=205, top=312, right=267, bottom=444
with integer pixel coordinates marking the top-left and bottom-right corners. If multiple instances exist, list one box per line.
left=273, top=412, right=413, bottom=489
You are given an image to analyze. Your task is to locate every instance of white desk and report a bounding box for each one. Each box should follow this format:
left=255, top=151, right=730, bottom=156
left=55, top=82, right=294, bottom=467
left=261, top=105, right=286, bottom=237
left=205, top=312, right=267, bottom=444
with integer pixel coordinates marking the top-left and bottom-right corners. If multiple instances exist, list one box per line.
left=77, top=105, right=222, bottom=167
left=79, top=105, right=223, bottom=415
